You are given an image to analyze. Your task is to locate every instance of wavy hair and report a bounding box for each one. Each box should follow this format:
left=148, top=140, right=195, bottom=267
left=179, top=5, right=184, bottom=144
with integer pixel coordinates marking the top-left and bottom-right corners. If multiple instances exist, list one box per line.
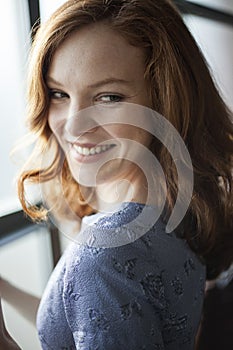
left=18, top=0, right=233, bottom=279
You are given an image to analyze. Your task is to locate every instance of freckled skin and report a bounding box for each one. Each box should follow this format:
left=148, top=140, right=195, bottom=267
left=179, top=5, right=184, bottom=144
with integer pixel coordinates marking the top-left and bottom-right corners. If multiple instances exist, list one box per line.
left=47, top=22, right=153, bottom=205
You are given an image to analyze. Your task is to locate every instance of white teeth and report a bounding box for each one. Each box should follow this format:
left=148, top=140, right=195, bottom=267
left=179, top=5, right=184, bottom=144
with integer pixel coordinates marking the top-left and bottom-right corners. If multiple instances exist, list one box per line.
left=73, top=144, right=113, bottom=156
left=95, top=146, right=101, bottom=154
left=83, top=148, right=89, bottom=156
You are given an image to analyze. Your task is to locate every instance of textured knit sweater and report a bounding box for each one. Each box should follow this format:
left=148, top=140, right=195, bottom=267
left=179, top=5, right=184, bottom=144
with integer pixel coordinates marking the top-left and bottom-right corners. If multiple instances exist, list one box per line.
left=37, top=202, right=206, bottom=349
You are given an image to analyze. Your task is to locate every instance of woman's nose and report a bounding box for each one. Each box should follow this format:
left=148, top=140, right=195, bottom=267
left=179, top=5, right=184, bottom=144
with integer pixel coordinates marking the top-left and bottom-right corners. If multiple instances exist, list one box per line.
left=65, top=103, right=100, bottom=137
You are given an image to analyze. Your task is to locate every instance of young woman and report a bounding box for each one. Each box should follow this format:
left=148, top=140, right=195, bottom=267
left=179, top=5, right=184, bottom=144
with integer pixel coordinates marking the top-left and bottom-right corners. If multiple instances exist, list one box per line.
left=1, top=0, right=232, bottom=349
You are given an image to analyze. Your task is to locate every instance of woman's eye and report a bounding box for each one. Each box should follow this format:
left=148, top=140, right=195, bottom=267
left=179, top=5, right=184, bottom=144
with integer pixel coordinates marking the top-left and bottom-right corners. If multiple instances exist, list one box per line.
left=49, top=90, right=69, bottom=100
left=98, top=94, right=123, bottom=103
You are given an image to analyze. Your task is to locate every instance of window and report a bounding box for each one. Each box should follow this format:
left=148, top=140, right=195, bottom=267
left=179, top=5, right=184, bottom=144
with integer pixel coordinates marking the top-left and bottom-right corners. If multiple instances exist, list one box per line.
left=0, top=0, right=30, bottom=215
left=183, top=0, right=233, bottom=111
left=39, top=0, right=66, bottom=22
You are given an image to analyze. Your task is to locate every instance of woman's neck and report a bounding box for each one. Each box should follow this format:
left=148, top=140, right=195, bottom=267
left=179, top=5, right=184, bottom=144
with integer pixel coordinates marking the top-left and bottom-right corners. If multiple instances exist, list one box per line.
left=86, top=169, right=149, bottom=213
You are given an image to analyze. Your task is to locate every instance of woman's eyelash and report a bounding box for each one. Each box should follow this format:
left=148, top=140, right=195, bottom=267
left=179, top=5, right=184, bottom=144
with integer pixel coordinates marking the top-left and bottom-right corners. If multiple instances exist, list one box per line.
left=48, top=89, right=124, bottom=103
left=97, top=94, right=124, bottom=103
left=49, top=89, right=69, bottom=99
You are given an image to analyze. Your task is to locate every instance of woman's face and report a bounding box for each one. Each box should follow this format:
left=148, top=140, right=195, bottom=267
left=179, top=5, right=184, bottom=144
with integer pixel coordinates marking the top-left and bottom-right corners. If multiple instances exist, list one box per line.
left=47, top=22, right=153, bottom=192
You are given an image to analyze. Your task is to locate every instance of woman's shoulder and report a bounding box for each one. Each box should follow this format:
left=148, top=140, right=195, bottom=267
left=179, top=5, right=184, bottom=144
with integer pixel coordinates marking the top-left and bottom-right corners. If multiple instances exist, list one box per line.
left=61, top=202, right=205, bottom=348
left=65, top=201, right=206, bottom=283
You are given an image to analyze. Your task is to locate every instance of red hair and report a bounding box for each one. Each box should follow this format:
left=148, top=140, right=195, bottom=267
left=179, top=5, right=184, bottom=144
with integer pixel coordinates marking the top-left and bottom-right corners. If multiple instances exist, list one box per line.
left=18, top=0, right=233, bottom=279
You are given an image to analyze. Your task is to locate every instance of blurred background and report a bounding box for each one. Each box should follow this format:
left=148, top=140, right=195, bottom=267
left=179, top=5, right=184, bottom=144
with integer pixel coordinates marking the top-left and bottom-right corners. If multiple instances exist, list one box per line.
left=0, top=1, right=232, bottom=349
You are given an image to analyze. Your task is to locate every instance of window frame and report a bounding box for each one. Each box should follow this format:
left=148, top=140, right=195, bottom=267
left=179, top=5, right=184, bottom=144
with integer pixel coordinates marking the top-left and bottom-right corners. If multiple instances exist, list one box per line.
left=175, top=0, right=233, bottom=26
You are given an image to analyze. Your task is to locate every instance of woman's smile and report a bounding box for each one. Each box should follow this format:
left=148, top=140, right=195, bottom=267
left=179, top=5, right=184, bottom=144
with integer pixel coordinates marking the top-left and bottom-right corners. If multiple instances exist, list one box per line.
left=69, top=142, right=116, bottom=163
left=48, top=22, right=153, bottom=188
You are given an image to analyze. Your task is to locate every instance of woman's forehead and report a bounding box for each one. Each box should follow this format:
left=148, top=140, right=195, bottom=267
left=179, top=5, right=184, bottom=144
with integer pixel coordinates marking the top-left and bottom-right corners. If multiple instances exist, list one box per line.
left=47, top=22, right=147, bottom=85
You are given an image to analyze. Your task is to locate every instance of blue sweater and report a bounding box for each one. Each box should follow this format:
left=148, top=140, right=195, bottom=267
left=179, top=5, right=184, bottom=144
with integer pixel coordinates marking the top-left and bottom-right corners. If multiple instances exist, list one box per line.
left=37, top=202, right=205, bottom=349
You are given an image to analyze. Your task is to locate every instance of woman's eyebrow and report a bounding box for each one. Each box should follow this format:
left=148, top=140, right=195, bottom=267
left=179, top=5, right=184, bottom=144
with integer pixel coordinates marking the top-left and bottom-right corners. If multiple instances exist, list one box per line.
left=86, top=78, right=133, bottom=89
left=46, top=76, right=64, bottom=87
left=46, top=76, right=133, bottom=88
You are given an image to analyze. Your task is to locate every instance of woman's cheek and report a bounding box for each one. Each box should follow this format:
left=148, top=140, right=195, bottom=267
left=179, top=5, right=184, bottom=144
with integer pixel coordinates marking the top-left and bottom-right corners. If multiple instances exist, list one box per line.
left=48, top=104, right=67, bottom=134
